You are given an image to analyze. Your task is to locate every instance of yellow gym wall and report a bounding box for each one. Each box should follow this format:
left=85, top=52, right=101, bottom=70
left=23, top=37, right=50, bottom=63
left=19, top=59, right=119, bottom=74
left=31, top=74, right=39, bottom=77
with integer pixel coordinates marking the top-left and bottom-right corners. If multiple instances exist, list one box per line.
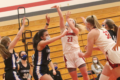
left=0, top=3, right=120, bottom=80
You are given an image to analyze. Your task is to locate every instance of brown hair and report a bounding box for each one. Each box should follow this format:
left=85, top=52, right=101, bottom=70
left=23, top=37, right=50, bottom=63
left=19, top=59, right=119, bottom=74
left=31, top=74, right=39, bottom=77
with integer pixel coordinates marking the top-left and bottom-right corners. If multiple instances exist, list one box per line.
left=0, top=36, right=11, bottom=58
left=92, top=56, right=103, bottom=70
left=105, top=19, right=118, bottom=36
left=33, top=29, right=47, bottom=50
left=86, top=15, right=102, bottom=29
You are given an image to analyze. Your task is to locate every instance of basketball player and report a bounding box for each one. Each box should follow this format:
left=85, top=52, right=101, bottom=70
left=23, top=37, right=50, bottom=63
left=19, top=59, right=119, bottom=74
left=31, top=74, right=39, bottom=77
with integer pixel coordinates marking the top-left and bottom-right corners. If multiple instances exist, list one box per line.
left=18, top=51, right=32, bottom=80
left=79, top=15, right=120, bottom=80
left=102, top=19, right=118, bottom=42
left=102, top=19, right=119, bottom=80
left=51, top=5, right=89, bottom=80
left=0, top=17, right=25, bottom=80
left=32, top=15, right=68, bottom=80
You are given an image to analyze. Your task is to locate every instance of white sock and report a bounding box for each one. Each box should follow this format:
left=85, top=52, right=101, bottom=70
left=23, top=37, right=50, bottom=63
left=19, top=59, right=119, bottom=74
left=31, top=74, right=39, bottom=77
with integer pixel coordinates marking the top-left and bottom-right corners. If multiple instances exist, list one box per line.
left=99, top=74, right=109, bottom=80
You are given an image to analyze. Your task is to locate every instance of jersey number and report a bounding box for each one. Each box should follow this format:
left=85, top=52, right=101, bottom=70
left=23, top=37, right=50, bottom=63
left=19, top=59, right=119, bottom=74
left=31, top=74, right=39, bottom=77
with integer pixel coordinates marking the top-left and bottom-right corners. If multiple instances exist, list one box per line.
left=67, top=37, right=73, bottom=42
left=23, top=73, right=29, bottom=78
left=103, top=31, right=111, bottom=39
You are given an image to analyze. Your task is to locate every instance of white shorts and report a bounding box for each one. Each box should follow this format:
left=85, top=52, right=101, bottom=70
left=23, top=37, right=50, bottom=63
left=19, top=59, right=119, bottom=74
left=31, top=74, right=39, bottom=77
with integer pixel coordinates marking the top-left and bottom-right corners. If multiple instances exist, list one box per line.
left=106, top=46, right=120, bottom=69
left=63, top=50, right=85, bottom=68
left=106, top=46, right=120, bottom=64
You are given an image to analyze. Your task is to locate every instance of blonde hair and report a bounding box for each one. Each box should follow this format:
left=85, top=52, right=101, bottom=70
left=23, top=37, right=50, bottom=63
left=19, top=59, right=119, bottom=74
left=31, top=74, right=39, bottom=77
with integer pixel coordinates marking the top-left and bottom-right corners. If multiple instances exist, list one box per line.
left=0, top=36, right=11, bottom=58
left=74, top=20, right=86, bottom=31
left=92, top=56, right=103, bottom=70
left=86, top=15, right=102, bottom=29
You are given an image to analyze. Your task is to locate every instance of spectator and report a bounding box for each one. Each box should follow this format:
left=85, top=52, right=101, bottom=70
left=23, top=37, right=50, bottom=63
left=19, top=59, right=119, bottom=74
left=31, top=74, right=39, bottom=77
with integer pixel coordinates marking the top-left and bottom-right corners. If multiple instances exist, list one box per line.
left=49, top=62, right=63, bottom=80
left=91, top=56, right=104, bottom=80
left=18, top=51, right=32, bottom=80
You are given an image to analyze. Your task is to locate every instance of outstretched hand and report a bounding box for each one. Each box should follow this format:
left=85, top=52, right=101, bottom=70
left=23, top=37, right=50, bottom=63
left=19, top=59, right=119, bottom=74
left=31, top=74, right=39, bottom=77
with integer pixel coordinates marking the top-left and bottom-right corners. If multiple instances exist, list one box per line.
left=81, top=17, right=86, bottom=25
left=65, top=11, right=71, bottom=20
left=51, top=5, right=59, bottom=9
left=46, top=14, right=50, bottom=23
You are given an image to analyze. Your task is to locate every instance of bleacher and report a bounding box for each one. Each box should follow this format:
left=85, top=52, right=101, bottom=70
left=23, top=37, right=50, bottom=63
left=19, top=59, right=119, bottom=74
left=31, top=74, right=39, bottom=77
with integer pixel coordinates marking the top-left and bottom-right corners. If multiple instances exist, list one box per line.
left=0, top=6, right=120, bottom=80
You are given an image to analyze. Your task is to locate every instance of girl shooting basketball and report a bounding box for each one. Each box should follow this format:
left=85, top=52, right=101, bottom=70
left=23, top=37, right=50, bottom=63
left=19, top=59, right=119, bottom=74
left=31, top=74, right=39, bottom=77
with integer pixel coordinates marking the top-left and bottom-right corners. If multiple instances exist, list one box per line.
left=52, top=5, right=89, bottom=80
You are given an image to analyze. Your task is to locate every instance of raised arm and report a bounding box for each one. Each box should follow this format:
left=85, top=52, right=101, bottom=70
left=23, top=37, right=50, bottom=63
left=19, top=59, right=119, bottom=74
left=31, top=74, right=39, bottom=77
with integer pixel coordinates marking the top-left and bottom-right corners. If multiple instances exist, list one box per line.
left=51, top=5, right=66, bottom=33
left=81, top=17, right=87, bottom=25
left=66, top=11, right=79, bottom=35
left=9, top=17, right=25, bottom=50
left=38, top=30, right=68, bottom=49
left=113, top=27, right=120, bottom=51
left=44, top=14, right=50, bottom=30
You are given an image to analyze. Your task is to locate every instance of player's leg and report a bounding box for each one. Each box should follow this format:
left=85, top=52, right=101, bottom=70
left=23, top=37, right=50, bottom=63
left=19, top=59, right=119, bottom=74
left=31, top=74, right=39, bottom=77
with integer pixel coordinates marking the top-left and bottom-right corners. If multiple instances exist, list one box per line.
left=99, top=62, right=112, bottom=80
left=64, top=54, right=78, bottom=80
left=112, top=66, right=120, bottom=80
left=109, top=74, right=116, bottom=80
left=68, top=68, right=78, bottom=80
left=75, top=52, right=89, bottom=80
left=40, top=74, right=53, bottom=80
left=78, top=64, right=89, bottom=80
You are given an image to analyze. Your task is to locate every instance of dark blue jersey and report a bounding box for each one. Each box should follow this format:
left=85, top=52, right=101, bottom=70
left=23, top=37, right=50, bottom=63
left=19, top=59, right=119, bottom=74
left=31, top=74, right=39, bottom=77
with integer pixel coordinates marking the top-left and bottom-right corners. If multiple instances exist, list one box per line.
left=4, top=49, right=17, bottom=72
left=18, top=61, right=30, bottom=80
left=34, top=45, right=51, bottom=66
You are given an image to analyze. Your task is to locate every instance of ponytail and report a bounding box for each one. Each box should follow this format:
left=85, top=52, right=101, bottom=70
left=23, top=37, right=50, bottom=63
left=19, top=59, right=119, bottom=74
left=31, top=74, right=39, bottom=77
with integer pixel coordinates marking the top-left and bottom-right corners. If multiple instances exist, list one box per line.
left=0, top=36, right=11, bottom=59
left=75, top=24, right=86, bottom=31
left=0, top=44, right=11, bottom=58
left=113, top=24, right=118, bottom=37
left=92, top=15, right=102, bottom=29
left=73, top=19, right=86, bottom=31
left=86, top=15, right=102, bottom=29
left=105, top=19, right=118, bottom=36
left=33, top=29, right=47, bottom=50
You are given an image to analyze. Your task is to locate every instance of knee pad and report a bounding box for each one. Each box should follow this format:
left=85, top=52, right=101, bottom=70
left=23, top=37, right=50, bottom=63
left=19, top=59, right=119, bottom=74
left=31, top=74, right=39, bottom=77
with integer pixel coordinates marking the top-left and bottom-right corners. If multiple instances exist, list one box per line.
left=99, top=74, right=109, bottom=80
left=117, top=77, right=120, bottom=80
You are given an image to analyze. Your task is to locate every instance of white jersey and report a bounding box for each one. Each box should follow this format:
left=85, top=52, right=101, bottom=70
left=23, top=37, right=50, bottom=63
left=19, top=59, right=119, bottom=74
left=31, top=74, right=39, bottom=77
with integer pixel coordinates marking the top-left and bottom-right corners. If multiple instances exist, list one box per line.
left=95, top=28, right=116, bottom=53
left=61, top=31, right=80, bottom=54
